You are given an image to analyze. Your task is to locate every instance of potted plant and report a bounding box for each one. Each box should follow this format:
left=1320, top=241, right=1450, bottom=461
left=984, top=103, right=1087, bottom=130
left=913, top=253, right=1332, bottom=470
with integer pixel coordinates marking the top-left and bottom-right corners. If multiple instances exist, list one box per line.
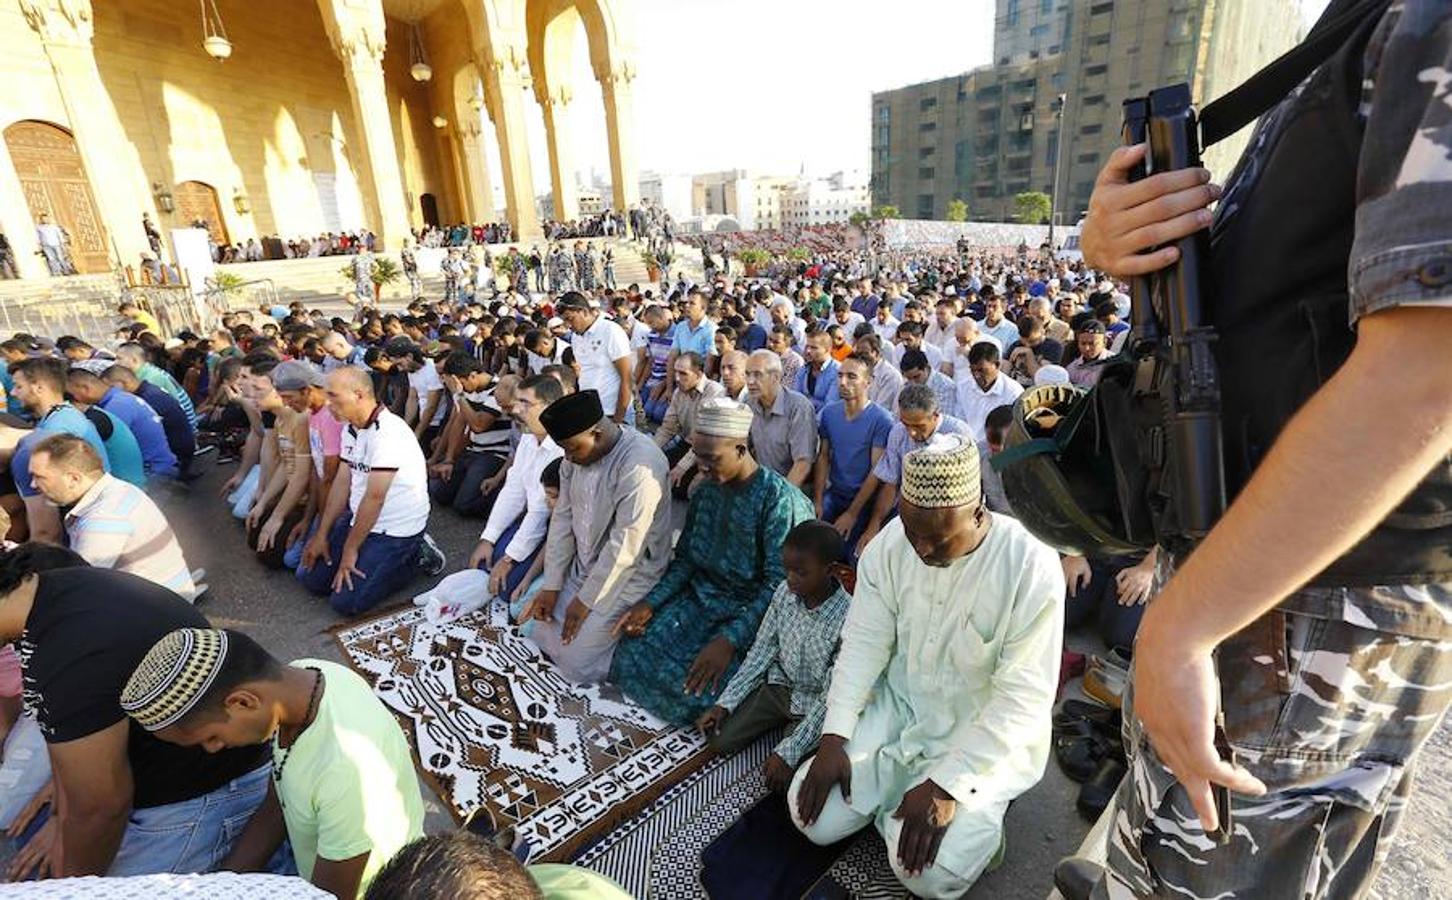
left=494, top=252, right=520, bottom=290
left=340, top=256, right=401, bottom=302
left=738, top=248, right=771, bottom=277
left=786, top=246, right=810, bottom=263
left=640, top=248, right=661, bottom=282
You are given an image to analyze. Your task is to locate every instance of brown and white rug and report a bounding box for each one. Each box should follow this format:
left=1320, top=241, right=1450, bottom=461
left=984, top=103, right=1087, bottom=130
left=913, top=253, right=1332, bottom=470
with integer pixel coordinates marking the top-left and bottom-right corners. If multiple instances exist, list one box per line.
left=334, top=601, right=712, bottom=861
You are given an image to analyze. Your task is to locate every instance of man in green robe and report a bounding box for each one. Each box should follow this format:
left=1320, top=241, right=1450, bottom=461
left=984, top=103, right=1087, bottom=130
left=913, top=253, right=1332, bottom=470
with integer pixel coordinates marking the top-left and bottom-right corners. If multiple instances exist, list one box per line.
left=611, top=399, right=813, bottom=725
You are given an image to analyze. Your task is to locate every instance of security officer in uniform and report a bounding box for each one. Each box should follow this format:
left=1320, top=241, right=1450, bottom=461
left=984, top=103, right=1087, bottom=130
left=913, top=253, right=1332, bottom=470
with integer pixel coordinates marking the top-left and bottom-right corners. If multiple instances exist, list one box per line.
left=1045, top=2, right=1452, bottom=897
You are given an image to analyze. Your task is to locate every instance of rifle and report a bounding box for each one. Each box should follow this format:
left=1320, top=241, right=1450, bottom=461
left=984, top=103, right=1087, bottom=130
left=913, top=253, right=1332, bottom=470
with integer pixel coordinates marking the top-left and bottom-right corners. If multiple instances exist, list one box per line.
left=1123, top=84, right=1227, bottom=548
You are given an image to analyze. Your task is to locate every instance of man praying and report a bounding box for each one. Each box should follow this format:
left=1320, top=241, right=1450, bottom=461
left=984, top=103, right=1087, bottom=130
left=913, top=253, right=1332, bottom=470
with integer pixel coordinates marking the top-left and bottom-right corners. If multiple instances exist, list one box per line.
left=524, top=390, right=671, bottom=682
left=791, top=435, right=1064, bottom=898
left=611, top=399, right=813, bottom=725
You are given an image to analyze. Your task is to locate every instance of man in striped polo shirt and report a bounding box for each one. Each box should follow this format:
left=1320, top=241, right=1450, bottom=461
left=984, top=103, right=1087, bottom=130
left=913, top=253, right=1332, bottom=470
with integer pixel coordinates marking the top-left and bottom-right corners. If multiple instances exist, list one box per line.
left=429, top=351, right=513, bottom=518
left=27, top=433, right=201, bottom=602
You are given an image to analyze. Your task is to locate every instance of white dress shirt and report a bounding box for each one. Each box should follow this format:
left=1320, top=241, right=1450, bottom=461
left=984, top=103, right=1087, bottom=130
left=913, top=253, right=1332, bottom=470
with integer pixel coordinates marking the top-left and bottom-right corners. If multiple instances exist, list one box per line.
left=955, top=371, right=1024, bottom=441
left=480, top=432, right=564, bottom=562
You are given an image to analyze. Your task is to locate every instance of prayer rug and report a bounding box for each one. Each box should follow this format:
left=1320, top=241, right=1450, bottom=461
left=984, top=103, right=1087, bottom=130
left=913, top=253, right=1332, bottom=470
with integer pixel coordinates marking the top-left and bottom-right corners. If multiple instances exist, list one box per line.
left=573, top=735, right=772, bottom=896
left=333, top=601, right=712, bottom=862
left=803, top=833, right=910, bottom=899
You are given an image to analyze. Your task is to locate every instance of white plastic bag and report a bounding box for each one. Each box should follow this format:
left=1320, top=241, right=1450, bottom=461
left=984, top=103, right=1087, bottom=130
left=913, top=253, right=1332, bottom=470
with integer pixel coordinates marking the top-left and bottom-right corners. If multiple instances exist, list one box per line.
left=413, top=569, right=491, bottom=625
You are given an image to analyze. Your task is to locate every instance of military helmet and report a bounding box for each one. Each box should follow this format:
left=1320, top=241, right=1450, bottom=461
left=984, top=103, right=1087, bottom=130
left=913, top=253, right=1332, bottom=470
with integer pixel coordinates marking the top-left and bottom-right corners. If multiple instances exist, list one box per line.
left=991, top=383, right=1154, bottom=558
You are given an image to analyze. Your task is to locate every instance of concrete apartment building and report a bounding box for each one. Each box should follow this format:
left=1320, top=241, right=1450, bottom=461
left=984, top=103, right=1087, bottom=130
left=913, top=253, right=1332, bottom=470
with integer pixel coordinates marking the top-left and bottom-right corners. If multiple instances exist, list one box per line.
left=871, top=0, right=1303, bottom=225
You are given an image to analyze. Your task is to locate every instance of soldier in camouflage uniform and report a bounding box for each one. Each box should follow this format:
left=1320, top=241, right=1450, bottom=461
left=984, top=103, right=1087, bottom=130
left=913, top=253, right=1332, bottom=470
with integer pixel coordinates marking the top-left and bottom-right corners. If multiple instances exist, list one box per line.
left=548, top=244, right=574, bottom=294
left=442, top=247, right=464, bottom=305
left=1059, top=3, right=1452, bottom=898
left=351, top=247, right=375, bottom=303
left=574, top=241, right=596, bottom=291
left=400, top=238, right=422, bottom=300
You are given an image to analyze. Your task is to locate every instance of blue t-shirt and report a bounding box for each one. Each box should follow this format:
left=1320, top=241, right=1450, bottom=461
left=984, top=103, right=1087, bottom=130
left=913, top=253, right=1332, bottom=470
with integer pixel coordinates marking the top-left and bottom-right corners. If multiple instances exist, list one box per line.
left=670, top=318, right=716, bottom=358
left=99, top=386, right=179, bottom=478
left=11, top=404, right=110, bottom=497
left=84, top=406, right=146, bottom=487
left=136, top=381, right=196, bottom=460
left=740, top=323, right=769, bottom=353
left=0, top=362, right=27, bottom=420
left=818, top=401, right=894, bottom=502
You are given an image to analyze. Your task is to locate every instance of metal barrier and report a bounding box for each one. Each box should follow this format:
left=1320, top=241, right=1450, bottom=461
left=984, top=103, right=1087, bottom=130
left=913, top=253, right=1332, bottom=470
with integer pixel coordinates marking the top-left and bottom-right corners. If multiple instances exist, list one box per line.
left=0, top=270, right=287, bottom=346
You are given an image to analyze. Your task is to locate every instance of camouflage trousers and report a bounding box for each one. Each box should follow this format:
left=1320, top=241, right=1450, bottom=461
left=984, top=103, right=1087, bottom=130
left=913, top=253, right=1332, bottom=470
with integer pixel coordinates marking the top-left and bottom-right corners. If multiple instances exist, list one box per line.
left=1095, top=583, right=1452, bottom=899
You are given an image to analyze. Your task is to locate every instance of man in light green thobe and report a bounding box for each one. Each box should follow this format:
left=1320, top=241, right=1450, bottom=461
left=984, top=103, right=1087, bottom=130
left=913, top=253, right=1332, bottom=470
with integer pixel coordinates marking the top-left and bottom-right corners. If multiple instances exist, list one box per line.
left=790, top=434, right=1064, bottom=898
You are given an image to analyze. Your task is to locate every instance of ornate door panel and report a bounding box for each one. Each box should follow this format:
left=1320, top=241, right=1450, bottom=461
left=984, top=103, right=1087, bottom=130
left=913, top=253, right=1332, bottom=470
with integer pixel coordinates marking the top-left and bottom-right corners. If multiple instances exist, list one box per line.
left=173, top=181, right=229, bottom=246
left=4, top=121, right=111, bottom=274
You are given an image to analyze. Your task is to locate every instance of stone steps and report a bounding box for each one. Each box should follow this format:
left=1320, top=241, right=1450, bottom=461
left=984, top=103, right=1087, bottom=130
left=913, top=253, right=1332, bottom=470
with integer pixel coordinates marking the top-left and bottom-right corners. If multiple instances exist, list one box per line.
left=0, top=238, right=708, bottom=340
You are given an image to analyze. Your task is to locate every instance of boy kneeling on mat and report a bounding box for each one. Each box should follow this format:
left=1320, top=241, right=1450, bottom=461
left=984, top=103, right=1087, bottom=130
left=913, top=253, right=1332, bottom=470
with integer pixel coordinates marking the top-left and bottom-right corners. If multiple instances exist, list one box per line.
left=696, top=520, right=852, bottom=792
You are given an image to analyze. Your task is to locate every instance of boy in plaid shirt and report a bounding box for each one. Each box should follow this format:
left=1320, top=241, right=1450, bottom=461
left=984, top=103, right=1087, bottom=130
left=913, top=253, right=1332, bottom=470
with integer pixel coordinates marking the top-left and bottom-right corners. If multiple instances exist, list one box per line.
left=697, top=520, right=852, bottom=792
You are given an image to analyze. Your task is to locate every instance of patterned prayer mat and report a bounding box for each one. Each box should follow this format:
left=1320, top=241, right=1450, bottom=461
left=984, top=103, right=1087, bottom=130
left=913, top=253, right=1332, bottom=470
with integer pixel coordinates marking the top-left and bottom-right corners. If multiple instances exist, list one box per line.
left=333, top=602, right=712, bottom=862
left=574, top=733, right=773, bottom=896
left=803, top=834, right=909, bottom=899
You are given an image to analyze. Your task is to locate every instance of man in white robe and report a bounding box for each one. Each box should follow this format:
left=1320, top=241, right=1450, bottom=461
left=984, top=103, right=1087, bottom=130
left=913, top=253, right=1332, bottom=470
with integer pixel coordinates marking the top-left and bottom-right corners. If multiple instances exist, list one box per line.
left=789, top=434, right=1064, bottom=898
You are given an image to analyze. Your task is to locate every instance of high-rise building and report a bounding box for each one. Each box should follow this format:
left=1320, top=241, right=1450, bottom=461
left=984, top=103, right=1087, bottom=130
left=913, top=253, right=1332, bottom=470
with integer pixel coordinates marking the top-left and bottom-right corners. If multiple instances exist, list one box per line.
left=871, top=0, right=1304, bottom=226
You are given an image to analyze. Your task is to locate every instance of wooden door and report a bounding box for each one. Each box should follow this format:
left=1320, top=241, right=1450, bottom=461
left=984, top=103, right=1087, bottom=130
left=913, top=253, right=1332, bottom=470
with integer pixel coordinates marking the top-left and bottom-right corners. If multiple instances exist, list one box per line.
left=420, top=192, right=439, bottom=228
left=173, top=181, right=230, bottom=245
left=4, top=120, right=111, bottom=274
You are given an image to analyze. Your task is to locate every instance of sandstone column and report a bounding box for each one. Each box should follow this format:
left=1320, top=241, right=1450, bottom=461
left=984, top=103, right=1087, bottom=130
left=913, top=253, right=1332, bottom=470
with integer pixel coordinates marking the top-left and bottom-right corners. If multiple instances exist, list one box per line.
left=456, top=121, right=496, bottom=223
left=318, top=0, right=411, bottom=251
left=596, top=63, right=640, bottom=213
left=19, top=0, right=153, bottom=270
left=538, top=91, right=578, bottom=223
left=479, top=45, right=541, bottom=241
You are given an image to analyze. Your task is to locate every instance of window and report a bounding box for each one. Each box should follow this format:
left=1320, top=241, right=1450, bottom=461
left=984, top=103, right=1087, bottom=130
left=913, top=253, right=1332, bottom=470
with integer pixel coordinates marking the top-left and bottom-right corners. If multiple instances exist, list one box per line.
left=919, top=167, right=936, bottom=179
left=1077, top=152, right=1099, bottom=164
left=920, top=96, right=938, bottom=111
left=1083, top=94, right=1105, bottom=106
left=1090, top=33, right=1111, bottom=45
left=954, top=140, right=972, bottom=177
left=875, top=105, right=890, bottom=123
left=1041, top=0, right=1053, bottom=11
left=919, top=121, right=937, bottom=132
left=916, top=194, right=936, bottom=218
left=1090, top=1, right=1114, bottom=13
left=1030, top=24, right=1049, bottom=37
left=919, top=146, right=935, bottom=158
left=1166, top=42, right=1194, bottom=77
left=1085, top=64, right=1108, bottom=76
left=1006, top=0, right=1020, bottom=27
left=1167, top=11, right=1193, bottom=42
left=1081, top=123, right=1103, bottom=135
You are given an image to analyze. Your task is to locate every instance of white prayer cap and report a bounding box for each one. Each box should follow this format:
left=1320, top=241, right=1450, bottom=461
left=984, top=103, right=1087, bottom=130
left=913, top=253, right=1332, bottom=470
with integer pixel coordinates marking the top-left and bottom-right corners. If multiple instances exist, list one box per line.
left=1035, top=365, right=1070, bottom=386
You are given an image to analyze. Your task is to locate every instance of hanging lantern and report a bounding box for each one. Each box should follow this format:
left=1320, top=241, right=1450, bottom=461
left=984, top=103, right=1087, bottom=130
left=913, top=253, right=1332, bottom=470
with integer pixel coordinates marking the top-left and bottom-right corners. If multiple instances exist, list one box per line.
left=409, top=24, right=432, bottom=82
left=432, top=116, right=448, bottom=129
left=200, top=0, right=232, bottom=60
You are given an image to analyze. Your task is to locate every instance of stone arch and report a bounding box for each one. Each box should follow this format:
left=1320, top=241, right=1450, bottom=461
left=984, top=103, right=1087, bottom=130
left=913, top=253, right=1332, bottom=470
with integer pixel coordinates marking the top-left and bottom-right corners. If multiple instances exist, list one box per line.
left=3, top=120, right=111, bottom=273
left=450, top=64, right=496, bottom=223
left=521, top=0, right=636, bottom=212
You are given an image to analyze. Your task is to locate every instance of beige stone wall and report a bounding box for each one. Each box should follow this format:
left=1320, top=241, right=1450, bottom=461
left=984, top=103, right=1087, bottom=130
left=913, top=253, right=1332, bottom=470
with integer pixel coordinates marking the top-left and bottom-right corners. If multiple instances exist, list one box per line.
left=0, top=0, right=458, bottom=252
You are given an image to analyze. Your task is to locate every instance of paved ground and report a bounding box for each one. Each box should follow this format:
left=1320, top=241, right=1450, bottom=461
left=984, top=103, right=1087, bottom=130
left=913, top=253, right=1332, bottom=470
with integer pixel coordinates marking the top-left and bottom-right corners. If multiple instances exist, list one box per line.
left=159, top=458, right=1449, bottom=899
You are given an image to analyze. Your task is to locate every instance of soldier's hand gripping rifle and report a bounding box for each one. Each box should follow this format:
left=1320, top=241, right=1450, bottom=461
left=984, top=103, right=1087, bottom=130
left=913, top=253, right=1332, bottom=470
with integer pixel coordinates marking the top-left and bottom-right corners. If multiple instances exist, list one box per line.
left=1121, top=84, right=1227, bottom=553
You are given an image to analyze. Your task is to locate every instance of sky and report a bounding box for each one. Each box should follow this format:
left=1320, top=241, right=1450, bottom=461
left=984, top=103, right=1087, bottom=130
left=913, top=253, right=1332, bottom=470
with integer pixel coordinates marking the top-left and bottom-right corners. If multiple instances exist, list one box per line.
left=501, top=0, right=1334, bottom=200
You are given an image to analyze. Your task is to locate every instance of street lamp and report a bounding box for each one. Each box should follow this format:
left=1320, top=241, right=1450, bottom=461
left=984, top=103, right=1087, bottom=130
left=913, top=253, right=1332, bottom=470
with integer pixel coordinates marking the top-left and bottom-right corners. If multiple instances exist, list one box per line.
left=1048, top=92, right=1067, bottom=248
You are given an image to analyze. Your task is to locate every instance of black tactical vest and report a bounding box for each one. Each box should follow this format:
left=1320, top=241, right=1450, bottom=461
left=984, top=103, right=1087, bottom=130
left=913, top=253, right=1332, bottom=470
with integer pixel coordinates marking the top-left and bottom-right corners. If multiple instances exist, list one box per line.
left=1207, top=1, right=1452, bottom=587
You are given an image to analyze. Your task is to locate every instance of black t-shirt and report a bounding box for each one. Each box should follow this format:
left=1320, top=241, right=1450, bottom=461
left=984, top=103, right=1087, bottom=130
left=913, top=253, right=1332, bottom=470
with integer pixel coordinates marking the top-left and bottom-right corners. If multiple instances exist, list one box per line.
left=18, top=568, right=267, bottom=808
